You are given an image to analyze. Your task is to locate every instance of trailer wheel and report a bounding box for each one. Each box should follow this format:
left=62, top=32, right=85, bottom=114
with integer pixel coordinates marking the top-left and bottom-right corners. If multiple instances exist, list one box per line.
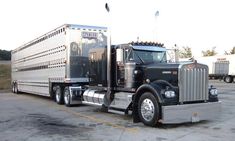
left=138, top=92, right=160, bottom=127
left=64, top=86, right=71, bottom=107
left=13, top=82, right=19, bottom=94
left=55, top=85, right=64, bottom=104
left=12, top=83, right=15, bottom=93
left=224, top=76, right=232, bottom=83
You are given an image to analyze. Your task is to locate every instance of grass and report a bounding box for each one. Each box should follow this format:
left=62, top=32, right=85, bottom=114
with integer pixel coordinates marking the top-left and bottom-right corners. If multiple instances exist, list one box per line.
left=0, top=64, right=11, bottom=90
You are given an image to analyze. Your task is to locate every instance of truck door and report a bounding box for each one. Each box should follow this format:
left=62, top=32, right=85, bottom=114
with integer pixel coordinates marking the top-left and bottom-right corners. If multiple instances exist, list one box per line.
left=116, top=48, right=125, bottom=87
left=116, top=48, right=136, bottom=88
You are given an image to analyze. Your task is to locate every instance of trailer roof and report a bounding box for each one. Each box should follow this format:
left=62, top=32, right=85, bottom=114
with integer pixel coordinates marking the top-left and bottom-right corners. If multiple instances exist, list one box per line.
left=12, top=24, right=107, bottom=54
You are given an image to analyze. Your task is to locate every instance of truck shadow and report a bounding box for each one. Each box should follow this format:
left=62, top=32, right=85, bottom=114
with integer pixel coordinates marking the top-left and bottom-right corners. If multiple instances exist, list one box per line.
left=17, top=92, right=52, bottom=101
left=16, top=92, right=90, bottom=107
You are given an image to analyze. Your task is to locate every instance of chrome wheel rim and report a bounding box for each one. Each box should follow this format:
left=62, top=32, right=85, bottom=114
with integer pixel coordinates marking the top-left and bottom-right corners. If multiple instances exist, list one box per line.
left=12, top=84, right=15, bottom=92
left=14, top=84, right=18, bottom=93
left=226, top=77, right=230, bottom=82
left=141, top=98, right=155, bottom=121
left=56, top=89, right=60, bottom=102
left=64, top=89, right=69, bottom=104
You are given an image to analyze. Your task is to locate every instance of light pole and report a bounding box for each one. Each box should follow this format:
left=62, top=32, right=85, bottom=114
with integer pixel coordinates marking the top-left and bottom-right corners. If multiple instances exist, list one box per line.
left=174, top=44, right=179, bottom=62
left=105, top=2, right=112, bottom=106
left=154, top=11, right=159, bottom=41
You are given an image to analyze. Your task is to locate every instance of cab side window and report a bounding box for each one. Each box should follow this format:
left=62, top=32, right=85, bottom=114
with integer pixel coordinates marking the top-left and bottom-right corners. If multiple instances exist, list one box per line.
left=125, top=49, right=134, bottom=62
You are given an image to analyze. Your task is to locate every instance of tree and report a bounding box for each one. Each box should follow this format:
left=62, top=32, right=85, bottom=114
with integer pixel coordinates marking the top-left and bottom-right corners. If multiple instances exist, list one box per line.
left=202, top=47, right=217, bottom=57
left=230, top=47, right=235, bottom=54
left=0, top=49, right=11, bottom=60
left=179, top=46, right=192, bottom=58
left=224, top=51, right=230, bottom=55
left=224, top=47, right=235, bottom=55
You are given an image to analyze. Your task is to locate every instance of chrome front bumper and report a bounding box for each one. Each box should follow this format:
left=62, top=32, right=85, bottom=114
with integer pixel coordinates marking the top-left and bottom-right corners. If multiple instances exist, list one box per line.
left=160, top=101, right=221, bottom=124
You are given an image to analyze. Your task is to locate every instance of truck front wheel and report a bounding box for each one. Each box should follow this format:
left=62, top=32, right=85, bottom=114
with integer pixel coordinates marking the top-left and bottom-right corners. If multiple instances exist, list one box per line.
left=55, top=85, right=64, bottom=105
left=138, top=92, right=160, bottom=127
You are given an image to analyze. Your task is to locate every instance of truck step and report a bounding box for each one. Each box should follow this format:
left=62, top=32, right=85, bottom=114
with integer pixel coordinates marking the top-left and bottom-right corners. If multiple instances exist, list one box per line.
left=110, top=92, right=134, bottom=109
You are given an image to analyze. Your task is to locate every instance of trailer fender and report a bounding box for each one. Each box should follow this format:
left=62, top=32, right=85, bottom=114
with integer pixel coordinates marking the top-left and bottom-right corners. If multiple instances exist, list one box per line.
left=133, top=83, right=163, bottom=123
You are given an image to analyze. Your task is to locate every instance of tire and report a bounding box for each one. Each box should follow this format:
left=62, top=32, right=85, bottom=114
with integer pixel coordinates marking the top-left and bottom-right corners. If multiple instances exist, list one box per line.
left=64, top=86, right=71, bottom=107
left=12, top=83, right=15, bottom=93
left=138, top=92, right=160, bottom=127
left=55, top=85, right=64, bottom=105
left=14, top=82, right=19, bottom=94
left=224, top=76, right=232, bottom=83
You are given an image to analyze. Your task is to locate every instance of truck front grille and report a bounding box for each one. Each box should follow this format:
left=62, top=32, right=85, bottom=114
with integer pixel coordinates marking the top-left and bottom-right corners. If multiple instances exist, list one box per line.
left=179, top=63, right=209, bottom=103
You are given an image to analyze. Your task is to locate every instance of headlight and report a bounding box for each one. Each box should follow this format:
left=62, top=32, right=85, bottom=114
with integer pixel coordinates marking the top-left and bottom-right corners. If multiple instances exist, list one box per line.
left=210, top=89, right=218, bottom=96
left=164, top=91, right=176, bottom=98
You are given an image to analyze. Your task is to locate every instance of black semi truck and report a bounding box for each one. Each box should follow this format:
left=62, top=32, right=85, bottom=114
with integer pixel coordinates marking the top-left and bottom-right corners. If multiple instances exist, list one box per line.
left=78, top=41, right=221, bottom=126
left=12, top=24, right=221, bottom=126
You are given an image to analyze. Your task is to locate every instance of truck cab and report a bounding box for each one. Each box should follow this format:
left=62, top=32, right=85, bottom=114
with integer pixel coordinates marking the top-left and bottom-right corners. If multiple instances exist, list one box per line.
left=115, top=42, right=167, bottom=90
left=78, top=41, right=221, bottom=126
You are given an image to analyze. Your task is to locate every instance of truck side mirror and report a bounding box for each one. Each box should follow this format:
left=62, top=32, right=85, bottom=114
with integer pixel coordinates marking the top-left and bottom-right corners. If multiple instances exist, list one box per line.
left=116, top=48, right=124, bottom=64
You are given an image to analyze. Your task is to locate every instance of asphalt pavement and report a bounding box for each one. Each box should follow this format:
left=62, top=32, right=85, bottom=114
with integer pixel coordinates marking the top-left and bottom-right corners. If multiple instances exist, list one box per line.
left=0, top=80, right=234, bottom=141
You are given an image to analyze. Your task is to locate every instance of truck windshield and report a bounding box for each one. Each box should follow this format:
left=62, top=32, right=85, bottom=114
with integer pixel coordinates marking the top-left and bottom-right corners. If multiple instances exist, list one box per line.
left=127, top=49, right=166, bottom=64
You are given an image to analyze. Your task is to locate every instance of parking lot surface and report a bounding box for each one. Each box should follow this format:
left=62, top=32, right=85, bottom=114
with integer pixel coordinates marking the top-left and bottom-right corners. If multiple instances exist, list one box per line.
left=0, top=80, right=234, bottom=141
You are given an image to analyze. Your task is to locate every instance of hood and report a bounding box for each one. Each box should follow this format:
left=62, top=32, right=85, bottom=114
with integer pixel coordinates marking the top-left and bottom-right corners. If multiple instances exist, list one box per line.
left=142, top=63, right=180, bottom=87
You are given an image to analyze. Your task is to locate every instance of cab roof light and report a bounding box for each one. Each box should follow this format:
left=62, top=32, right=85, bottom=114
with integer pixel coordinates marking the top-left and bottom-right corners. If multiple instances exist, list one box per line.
left=129, top=41, right=164, bottom=47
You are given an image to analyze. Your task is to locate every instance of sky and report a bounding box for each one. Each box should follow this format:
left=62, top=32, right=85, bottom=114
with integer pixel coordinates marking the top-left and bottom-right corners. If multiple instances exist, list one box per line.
left=0, top=0, right=235, bottom=57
